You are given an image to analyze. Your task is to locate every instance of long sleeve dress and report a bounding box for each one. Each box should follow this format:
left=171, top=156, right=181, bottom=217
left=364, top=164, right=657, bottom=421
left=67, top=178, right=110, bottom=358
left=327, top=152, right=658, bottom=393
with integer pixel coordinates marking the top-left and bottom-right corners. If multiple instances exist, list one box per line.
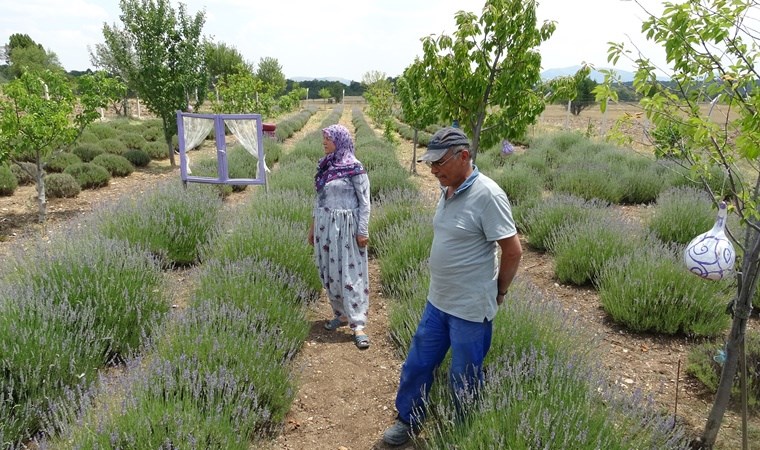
left=313, top=173, right=371, bottom=331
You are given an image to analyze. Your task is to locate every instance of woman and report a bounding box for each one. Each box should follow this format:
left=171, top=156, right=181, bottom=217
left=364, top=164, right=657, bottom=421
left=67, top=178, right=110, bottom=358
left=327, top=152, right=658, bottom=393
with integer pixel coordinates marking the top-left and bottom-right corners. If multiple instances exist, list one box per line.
left=308, top=124, right=371, bottom=349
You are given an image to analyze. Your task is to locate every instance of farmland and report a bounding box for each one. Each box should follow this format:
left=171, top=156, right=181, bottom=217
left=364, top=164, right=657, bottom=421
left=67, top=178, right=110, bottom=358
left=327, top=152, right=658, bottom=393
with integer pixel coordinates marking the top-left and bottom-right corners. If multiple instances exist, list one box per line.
left=0, top=103, right=758, bottom=449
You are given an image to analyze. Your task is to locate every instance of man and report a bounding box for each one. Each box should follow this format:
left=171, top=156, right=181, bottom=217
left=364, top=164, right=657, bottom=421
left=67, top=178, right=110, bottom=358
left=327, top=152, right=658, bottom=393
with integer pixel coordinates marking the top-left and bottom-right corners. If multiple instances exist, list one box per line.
left=382, top=127, right=522, bottom=446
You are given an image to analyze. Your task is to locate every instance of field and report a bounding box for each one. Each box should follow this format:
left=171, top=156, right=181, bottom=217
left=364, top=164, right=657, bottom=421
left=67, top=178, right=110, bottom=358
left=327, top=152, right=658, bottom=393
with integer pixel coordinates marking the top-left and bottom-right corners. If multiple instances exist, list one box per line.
left=0, top=102, right=758, bottom=449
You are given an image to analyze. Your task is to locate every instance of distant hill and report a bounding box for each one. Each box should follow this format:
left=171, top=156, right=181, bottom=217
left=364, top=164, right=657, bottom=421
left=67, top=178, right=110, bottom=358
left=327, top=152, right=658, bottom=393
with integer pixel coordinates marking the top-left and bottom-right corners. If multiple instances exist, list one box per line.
left=541, top=65, right=669, bottom=83
left=290, top=76, right=354, bottom=86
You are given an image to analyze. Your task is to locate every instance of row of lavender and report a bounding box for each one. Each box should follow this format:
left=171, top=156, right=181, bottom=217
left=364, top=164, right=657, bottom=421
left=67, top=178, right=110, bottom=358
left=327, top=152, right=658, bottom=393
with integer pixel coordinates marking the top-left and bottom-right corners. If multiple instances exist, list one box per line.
left=477, top=131, right=758, bottom=407
left=362, top=117, right=694, bottom=447
left=0, top=108, right=319, bottom=448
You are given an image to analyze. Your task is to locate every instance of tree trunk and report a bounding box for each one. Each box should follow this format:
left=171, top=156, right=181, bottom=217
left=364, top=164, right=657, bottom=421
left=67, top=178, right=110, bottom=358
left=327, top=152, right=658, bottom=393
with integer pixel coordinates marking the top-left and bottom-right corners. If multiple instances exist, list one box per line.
left=700, top=231, right=760, bottom=448
left=411, top=129, right=418, bottom=174
left=164, top=117, right=176, bottom=167
left=35, top=166, right=46, bottom=224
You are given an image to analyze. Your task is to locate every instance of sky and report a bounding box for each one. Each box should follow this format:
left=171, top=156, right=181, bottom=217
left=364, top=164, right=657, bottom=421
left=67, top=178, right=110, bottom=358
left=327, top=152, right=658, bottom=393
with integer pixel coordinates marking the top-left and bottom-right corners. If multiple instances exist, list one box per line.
left=0, top=0, right=670, bottom=82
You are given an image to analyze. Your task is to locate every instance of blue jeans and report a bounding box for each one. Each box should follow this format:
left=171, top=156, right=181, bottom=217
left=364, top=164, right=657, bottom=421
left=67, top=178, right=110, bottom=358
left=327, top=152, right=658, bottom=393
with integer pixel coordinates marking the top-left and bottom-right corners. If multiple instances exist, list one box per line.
left=394, top=301, right=493, bottom=426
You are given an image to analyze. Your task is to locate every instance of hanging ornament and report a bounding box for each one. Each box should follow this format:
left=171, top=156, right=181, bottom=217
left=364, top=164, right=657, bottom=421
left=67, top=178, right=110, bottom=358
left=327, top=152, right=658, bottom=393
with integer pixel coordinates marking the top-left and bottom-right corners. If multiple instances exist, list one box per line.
left=683, top=201, right=736, bottom=280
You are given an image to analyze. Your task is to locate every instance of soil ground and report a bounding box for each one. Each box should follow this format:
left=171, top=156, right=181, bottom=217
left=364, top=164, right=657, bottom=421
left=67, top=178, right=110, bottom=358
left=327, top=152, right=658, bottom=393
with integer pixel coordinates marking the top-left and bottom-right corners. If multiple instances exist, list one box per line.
left=0, top=104, right=757, bottom=449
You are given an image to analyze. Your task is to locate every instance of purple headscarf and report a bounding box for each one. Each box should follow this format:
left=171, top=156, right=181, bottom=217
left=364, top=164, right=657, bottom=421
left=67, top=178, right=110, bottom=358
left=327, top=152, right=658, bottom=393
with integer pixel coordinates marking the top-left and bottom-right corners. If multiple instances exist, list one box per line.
left=315, top=124, right=366, bottom=192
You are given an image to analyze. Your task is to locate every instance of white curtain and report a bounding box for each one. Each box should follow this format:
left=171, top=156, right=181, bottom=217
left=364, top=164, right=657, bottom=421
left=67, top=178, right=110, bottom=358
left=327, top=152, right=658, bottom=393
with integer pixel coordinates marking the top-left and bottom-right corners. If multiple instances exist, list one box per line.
left=225, top=119, right=270, bottom=173
left=182, top=116, right=214, bottom=175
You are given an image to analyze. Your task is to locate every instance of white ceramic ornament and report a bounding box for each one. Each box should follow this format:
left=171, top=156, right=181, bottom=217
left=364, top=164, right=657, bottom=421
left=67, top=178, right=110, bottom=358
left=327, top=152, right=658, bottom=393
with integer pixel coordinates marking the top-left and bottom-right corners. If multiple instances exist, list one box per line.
left=683, top=201, right=736, bottom=280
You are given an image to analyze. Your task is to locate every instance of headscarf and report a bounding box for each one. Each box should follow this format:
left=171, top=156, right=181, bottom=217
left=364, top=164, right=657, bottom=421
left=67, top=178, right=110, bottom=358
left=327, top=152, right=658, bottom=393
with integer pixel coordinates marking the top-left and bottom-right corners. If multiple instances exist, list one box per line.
left=315, top=124, right=366, bottom=192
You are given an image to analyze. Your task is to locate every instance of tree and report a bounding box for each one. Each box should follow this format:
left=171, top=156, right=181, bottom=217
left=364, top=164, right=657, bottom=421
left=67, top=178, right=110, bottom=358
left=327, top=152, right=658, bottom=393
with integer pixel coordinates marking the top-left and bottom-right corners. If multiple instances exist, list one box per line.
left=362, top=70, right=395, bottom=141
left=111, top=0, right=208, bottom=166
left=397, top=59, right=439, bottom=173
left=329, top=83, right=344, bottom=103
left=604, top=1, right=759, bottom=447
left=544, top=66, right=596, bottom=125
left=256, top=56, right=286, bottom=97
left=76, top=70, right=127, bottom=116
left=212, top=65, right=274, bottom=115
left=318, top=87, right=331, bottom=103
left=0, top=70, right=103, bottom=222
left=418, top=0, right=555, bottom=161
left=204, top=41, right=250, bottom=102
left=5, top=33, right=63, bottom=78
left=90, top=23, right=135, bottom=116
left=4, top=33, right=40, bottom=65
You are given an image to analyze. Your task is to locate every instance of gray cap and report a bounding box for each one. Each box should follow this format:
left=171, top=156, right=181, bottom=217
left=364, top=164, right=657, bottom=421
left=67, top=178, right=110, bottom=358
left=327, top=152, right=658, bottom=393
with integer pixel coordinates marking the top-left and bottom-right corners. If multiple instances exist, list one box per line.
left=418, top=127, right=471, bottom=162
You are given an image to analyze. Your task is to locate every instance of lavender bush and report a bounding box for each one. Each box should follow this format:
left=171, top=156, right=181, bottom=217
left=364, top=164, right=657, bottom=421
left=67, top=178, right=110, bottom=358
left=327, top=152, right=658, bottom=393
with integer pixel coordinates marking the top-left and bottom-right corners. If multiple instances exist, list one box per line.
left=597, top=243, right=731, bottom=336
left=6, top=233, right=166, bottom=359
left=492, top=163, right=544, bottom=209
left=206, top=212, right=322, bottom=301
left=51, top=355, right=266, bottom=450
left=552, top=161, right=625, bottom=204
left=0, top=234, right=166, bottom=445
left=649, top=186, right=717, bottom=245
left=95, top=181, right=222, bottom=266
left=519, top=193, right=608, bottom=251
left=549, top=214, right=649, bottom=286
left=0, top=284, right=102, bottom=444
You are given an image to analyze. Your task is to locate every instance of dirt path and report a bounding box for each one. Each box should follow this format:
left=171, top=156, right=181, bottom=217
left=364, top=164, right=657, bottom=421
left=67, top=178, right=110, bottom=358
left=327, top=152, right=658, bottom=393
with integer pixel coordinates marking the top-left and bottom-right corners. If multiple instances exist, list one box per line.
left=265, top=108, right=411, bottom=450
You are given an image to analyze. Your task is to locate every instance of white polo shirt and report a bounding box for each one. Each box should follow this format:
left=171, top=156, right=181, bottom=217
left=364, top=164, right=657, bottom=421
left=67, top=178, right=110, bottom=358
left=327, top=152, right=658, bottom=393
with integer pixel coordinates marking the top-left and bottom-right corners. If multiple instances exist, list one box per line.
left=427, top=167, right=516, bottom=322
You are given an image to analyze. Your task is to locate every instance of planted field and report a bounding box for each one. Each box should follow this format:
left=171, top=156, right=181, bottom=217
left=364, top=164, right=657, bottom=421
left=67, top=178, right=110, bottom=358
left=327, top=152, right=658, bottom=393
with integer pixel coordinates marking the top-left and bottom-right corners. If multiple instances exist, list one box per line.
left=0, top=104, right=758, bottom=449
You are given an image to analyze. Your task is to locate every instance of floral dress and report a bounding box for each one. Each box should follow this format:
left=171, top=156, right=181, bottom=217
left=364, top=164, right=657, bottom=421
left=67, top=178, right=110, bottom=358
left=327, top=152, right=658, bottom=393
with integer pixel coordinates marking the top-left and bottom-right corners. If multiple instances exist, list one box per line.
left=313, top=173, right=371, bottom=331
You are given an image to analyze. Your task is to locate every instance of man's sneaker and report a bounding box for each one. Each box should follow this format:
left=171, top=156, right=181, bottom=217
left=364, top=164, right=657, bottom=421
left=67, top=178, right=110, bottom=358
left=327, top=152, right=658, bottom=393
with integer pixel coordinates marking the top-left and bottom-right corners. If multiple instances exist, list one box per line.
left=382, top=420, right=414, bottom=446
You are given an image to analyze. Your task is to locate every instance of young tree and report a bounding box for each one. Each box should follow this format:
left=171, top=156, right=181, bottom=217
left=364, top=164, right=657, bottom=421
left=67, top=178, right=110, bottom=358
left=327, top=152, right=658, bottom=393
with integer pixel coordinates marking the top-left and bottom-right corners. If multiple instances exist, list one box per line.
left=605, top=1, right=759, bottom=447
left=362, top=70, right=395, bottom=141
left=212, top=65, right=273, bottom=116
left=112, top=0, right=208, bottom=166
left=318, top=87, right=331, bottom=103
left=0, top=70, right=103, bottom=222
left=419, top=0, right=555, bottom=161
left=397, top=59, right=439, bottom=173
left=77, top=70, right=127, bottom=116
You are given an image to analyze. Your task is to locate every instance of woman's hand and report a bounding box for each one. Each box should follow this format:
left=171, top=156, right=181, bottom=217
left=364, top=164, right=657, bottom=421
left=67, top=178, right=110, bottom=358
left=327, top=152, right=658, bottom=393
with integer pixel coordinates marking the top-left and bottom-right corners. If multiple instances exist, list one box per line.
left=308, top=222, right=315, bottom=246
left=356, top=235, right=368, bottom=248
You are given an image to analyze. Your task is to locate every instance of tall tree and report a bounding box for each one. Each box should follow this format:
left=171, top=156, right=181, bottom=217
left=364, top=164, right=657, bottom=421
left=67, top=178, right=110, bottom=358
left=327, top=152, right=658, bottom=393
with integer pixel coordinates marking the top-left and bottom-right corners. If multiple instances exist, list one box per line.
left=256, top=56, right=286, bottom=97
left=0, top=70, right=104, bottom=222
left=604, top=1, right=759, bottom=447
left=397, top=59, right=439, bottom=173
left=112, top=0, right=208, bottom=166
left=89, top=23, right=135, bottom=115
left=4, top=33, right=41, bottom=65
left=419, top=0, right=555, bottom=161
left=204, top=41, right=250, bottom=102
left=5, top=33, right=62, bottom=78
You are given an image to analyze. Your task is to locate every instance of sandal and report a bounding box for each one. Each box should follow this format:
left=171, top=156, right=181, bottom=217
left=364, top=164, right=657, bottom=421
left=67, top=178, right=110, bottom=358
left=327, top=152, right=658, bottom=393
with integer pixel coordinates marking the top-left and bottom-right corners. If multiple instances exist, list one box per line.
left=324, top=317, right=348, bottom=331
left=354, top=333, right=370, bottom=349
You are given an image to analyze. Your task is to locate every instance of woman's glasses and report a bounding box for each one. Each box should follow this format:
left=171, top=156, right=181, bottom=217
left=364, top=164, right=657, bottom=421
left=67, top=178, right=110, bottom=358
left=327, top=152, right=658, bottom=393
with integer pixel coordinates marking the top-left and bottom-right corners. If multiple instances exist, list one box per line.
left=425, top=150, right=462, bottom=168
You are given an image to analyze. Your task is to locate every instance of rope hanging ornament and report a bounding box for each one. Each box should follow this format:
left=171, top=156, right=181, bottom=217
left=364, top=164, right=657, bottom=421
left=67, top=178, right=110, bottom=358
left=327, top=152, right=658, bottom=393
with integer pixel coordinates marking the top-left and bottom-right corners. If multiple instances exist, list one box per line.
left=683, top=201, right=736, bottom=280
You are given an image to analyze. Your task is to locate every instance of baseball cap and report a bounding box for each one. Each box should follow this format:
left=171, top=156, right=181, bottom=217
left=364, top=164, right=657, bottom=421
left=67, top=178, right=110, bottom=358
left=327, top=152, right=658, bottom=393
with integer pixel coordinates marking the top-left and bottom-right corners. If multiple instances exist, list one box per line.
left=418, top=127, right=471, bottom=162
